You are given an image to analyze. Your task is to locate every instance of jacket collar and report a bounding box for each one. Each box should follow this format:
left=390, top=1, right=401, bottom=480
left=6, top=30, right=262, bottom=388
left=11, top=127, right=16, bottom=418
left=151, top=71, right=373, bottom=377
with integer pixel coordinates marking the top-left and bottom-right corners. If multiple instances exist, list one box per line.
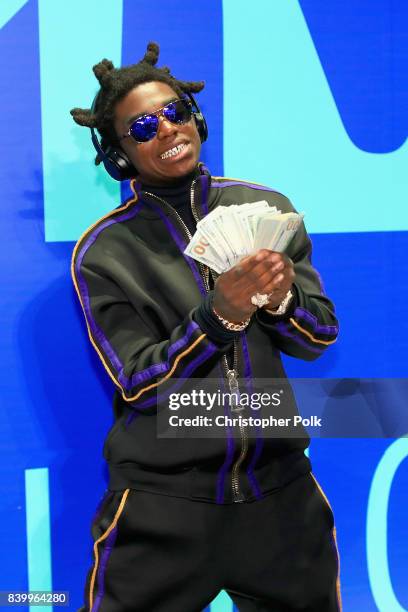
left=127, top=162, right=215, bottom=220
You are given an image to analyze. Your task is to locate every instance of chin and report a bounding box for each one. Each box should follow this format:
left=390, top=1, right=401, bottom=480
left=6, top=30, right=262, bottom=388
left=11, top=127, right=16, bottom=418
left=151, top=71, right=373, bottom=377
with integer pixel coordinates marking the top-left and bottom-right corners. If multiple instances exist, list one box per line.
left=167, top=160, right=198, bottom=177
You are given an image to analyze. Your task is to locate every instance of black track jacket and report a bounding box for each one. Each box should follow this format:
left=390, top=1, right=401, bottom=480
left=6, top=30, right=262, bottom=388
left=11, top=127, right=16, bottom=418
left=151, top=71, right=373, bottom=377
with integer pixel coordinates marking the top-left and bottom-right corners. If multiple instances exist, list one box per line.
left=71, top=164, right=338, bottom=504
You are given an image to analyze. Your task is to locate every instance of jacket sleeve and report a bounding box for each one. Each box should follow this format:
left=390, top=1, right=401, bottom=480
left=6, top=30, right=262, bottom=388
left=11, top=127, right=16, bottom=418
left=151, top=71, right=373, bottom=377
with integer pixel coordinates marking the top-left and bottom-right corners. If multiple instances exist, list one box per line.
left=255, top=208, right=339, bottom=361
left=71, top=258, right=234, bottom=412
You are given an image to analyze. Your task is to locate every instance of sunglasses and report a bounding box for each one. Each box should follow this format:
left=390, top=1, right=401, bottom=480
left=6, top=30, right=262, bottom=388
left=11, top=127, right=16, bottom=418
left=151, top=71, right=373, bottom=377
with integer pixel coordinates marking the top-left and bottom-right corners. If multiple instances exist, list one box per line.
left=119, top=98, right=193, bottom=144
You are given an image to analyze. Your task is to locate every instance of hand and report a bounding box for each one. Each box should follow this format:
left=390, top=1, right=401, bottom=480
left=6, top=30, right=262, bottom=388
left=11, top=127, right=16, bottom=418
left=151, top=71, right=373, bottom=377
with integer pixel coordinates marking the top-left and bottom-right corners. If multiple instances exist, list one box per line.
left=260, top=251, right=295, bottom=310
left=213, top=249, right=294, bottom=322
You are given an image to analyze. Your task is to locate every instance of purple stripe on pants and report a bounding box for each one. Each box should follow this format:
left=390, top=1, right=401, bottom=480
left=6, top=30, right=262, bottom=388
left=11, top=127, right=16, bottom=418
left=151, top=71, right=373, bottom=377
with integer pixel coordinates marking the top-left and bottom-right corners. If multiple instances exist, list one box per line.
left=92, top=526, right=118, bottom=612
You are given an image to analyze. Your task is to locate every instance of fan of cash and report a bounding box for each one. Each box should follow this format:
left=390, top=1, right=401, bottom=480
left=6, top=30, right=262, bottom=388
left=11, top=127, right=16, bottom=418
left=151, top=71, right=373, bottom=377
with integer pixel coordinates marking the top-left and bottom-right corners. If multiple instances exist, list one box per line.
left=184, top=200, right=304, bottom=274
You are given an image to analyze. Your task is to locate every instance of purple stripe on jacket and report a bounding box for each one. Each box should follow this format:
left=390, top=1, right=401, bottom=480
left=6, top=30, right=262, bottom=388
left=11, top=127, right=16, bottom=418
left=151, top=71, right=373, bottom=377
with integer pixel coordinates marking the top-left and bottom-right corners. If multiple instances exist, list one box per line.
left=125, top=343, right=218, bottom=419
left=274, top=322, right=324, bottom=354
left=198, top=166, right=236, bottom=505
left=121, top=179, right=218, bottom=418
left=75, top=198, right=212, bottom=396
left=294, top=307, right=338, bottom=335
left=216, top=362, right=236, bottom=504
left=122, top=320, right=204, bottom=390
left=125, top=344, right=219, bottom=424
left=168, top=321, right=202, bottom=359
left=199, top=167, right=210, bottom=216
left=92, top=526, right=118, bottom=612
left=75, top=203, right=144, bottom=375
left=241, top=332, right=263, bottom=500
left=119, top=363, right=167, bottom=389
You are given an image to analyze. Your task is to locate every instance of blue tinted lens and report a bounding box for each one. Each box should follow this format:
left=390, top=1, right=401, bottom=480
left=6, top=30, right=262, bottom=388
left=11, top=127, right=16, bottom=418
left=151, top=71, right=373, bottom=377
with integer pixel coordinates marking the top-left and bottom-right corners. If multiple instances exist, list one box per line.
left=128, top=99, right=192, bottom=143
left=130, top=115, right=159, bottom=142
left=162, top=99, right=192, bottom=124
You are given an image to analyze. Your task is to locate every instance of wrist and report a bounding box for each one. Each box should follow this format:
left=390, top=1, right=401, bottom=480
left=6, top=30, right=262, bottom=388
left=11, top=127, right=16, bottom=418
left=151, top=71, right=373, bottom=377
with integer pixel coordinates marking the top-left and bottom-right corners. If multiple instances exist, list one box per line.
left=263, top=288, right=294, bottom=316
left=212, top=304, right=251, bottom=331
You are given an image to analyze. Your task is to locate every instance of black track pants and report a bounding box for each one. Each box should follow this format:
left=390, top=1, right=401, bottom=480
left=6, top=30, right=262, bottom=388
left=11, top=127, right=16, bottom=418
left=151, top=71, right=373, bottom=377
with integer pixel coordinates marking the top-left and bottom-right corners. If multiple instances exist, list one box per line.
left=78, top=472, right=341, bottom=611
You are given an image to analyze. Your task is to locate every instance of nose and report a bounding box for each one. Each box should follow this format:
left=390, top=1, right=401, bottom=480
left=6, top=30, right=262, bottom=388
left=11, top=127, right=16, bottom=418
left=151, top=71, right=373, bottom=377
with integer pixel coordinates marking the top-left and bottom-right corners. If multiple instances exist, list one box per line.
left=156, top=114, right=177, bottom=139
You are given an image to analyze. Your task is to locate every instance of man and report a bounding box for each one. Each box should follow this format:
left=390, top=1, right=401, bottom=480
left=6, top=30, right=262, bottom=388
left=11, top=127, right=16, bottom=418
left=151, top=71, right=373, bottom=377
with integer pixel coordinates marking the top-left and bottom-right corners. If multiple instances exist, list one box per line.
left=71, top=42, right=341, bottom=612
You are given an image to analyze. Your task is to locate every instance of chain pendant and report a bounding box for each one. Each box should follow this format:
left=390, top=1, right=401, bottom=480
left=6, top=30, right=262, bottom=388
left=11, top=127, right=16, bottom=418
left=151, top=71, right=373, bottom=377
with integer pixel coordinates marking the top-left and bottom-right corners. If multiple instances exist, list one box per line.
left=226, top=369, right=244, bottom=412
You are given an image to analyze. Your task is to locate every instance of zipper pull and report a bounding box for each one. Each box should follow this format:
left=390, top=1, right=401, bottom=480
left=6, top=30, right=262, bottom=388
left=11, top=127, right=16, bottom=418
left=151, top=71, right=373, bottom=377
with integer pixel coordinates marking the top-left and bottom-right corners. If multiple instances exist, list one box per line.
left=233, top=491, right=245, bottom=503
left=226, top=369, right=244, bottom=412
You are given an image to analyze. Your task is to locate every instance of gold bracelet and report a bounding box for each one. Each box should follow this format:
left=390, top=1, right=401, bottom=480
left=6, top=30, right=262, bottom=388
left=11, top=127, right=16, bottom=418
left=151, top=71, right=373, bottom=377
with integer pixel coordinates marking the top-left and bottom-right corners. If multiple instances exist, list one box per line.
left=212, top=305, right=251, bottom=331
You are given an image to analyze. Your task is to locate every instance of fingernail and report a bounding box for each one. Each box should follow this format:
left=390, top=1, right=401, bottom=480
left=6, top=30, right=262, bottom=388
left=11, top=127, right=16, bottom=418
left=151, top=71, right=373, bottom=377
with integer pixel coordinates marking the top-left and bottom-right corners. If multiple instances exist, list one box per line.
left=275, top=274, right=284, bottom=283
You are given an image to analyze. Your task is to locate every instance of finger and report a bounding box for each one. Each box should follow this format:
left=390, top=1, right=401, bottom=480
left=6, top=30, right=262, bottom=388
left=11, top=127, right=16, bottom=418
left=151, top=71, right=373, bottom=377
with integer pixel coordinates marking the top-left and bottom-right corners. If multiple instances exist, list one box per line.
left=240, top=253, right=288, bottom=292
left=255, top=257, right=286, bottom=285
left=236, top=251, right=278, bottom=284
left=271, top=258, right=285, bottom=274
left=256, top=260, right=295, bottom=293
left=233, top=249, right=272, bottom=276
left=270, top=253, right=293, bottom=274
left=261, top=273, right=285, bottom=295
left=262, top=255, right=294, bottom=286
left=258, top=273, right=293, bottom=297
left=251, top=252, right=292, bottom=281
left=230, top=252, right=293, bottom=295
left=229, top=251, right=269, bottom=284
left=234, top=265, right=243, bottom=279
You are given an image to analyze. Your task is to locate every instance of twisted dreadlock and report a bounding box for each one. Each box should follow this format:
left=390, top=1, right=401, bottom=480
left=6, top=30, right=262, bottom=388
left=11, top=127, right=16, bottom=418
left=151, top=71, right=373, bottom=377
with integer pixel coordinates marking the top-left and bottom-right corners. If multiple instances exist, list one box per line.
left=70, top=41, right=205, bottom=165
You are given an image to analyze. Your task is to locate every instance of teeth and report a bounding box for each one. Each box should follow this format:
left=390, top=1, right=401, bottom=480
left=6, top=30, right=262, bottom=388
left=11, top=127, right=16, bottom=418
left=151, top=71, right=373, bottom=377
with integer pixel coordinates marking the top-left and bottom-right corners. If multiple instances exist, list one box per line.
left=160, top=143, right=186, bottom=159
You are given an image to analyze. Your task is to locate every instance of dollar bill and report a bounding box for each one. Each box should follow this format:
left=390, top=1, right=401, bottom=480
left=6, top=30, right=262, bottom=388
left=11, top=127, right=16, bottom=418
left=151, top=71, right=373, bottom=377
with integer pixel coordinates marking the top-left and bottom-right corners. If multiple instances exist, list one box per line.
left=184, top=201, right=304, bottom=273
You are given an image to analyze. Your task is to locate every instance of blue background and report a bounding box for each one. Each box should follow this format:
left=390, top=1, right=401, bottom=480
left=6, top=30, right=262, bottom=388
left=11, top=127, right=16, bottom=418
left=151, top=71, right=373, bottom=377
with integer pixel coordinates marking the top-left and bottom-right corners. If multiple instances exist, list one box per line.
left=1, top=1, right=407, bottom=610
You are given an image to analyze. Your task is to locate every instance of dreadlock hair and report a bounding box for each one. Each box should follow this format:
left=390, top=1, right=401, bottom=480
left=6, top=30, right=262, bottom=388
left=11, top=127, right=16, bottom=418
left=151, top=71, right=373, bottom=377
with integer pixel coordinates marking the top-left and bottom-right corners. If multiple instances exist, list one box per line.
left=70, top=41, right=205, bottom=166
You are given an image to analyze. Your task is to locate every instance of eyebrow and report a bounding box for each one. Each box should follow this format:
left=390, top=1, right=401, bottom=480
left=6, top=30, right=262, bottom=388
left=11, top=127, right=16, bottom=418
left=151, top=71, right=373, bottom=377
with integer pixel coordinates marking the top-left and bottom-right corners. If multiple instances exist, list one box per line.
left=124, top=97, right=179, bottom=127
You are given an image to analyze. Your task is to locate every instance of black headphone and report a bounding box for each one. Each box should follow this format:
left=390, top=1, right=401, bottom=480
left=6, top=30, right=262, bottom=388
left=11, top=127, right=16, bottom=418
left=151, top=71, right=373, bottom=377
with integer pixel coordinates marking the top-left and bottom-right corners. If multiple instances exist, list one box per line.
left=90, top=90, right=208, bottom=182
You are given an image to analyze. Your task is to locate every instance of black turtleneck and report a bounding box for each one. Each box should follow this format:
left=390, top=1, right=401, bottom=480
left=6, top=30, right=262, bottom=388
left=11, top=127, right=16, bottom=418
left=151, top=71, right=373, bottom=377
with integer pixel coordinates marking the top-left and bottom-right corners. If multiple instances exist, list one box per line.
left=140, top=167, right=240, bottom=347
left=140, top=167, right=200, bottom=236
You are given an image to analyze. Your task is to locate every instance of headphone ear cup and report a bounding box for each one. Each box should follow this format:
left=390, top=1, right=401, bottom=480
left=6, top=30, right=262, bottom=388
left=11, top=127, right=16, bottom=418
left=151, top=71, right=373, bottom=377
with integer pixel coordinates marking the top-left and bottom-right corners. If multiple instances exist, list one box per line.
left=102, top=145, right=138, bottom=181
left=89, top=105, right=137, bottom=181
left=193, top=111, right=208, bottom=143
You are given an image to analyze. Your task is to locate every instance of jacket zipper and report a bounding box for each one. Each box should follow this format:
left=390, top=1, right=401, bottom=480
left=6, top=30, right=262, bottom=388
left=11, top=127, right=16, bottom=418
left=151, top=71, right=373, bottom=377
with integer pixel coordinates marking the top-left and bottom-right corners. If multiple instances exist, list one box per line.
left=143, top=178, right=248, bottom=503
